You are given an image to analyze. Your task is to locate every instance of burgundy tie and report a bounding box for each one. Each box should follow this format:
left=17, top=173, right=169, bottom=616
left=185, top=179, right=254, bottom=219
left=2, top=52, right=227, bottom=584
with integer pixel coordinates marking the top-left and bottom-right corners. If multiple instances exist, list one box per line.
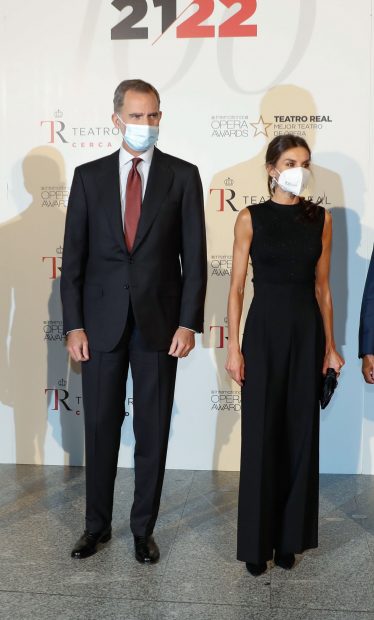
left=124, top=157, right=142, bottom=251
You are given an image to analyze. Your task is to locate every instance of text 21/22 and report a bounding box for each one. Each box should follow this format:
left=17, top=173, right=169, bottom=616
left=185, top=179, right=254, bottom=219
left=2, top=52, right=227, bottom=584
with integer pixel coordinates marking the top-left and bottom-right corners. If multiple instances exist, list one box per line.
left=111, top=0, right=257, bottom=40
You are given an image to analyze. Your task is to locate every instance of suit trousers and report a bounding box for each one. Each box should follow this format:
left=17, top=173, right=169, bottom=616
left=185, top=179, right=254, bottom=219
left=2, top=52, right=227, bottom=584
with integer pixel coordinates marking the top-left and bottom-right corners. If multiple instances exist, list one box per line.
left=81, top=306, right=178, bottom=536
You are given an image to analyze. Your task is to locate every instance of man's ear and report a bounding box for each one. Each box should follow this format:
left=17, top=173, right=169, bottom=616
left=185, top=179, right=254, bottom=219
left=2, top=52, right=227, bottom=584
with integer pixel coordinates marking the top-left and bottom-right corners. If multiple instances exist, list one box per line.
left=112, top=112, right=121, bottom=128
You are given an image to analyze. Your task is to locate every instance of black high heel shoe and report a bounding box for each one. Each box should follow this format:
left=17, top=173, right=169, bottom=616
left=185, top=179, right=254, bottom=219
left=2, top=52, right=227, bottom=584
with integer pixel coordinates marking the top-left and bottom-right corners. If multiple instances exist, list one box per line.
left=274, top=551, right=295, bottom=569
left=246, top=561, right=267, bottom=576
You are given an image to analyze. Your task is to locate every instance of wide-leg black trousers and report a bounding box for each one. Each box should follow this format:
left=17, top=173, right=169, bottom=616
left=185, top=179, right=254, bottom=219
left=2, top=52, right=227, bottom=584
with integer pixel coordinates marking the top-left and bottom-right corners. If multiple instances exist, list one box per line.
left=237, top=282, right=325, bottom=564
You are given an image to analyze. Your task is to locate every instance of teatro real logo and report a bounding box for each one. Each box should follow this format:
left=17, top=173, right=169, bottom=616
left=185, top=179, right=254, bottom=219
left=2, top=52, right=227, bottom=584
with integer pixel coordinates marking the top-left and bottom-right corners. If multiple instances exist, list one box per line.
left=42, top=246, right=63, bottom=280
left=40, top=110, right=120, bottom=149
left=250, top=113, right=333, bottom=139
left=45, top=379, right=82, bottom=416
left=210, top=318, right=228, bottom=348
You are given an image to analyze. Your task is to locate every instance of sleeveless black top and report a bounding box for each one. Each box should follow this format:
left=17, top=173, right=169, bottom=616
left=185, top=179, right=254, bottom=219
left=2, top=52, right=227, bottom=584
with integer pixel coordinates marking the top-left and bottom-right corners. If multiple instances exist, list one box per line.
left=248, top=200, right=325, bottom=285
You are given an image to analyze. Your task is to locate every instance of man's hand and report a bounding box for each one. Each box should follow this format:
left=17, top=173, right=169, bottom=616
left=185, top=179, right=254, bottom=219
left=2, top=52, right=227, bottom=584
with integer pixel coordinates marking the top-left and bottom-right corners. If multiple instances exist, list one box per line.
left=168, top=327, right=195, bottom=358
left=362, top=354, right=374, bottom=384
left=66, top=330, right=90, bottom=362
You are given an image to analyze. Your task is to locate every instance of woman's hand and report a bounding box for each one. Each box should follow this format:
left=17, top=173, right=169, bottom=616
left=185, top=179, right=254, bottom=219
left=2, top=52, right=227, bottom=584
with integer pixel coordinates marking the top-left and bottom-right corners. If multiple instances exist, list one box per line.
left=323, top=348, right=345, bottom=376
left=225, top=348, right=245, bottom=387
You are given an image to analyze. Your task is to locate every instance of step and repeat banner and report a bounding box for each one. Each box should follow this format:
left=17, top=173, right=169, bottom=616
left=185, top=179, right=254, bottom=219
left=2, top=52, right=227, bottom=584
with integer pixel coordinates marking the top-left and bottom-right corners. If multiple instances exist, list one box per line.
left=1, top=0, right=374, bottom=472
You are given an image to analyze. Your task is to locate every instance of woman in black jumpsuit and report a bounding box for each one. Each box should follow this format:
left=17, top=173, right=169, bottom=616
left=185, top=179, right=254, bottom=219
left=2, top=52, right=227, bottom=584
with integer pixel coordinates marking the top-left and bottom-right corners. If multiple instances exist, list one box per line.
left=226, top=135, right=344, bottom=576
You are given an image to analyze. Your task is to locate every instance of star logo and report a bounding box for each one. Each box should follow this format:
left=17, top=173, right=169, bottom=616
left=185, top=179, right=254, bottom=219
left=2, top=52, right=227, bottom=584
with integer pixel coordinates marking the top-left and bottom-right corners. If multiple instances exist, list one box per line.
left=250, top=116, right=272, bottom=138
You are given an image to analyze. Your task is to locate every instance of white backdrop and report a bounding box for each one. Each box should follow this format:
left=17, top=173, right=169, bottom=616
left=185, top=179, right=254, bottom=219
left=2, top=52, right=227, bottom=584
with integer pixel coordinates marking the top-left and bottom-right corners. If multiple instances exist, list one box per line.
left=1, top=0, right=374, bottom=473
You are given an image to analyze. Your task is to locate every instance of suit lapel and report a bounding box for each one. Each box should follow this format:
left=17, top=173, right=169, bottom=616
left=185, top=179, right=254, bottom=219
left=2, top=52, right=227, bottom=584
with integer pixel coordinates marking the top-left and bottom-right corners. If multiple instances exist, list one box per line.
left=98, top=150, right=127, bottom=253
left=132, top=148, right=174, bottom=254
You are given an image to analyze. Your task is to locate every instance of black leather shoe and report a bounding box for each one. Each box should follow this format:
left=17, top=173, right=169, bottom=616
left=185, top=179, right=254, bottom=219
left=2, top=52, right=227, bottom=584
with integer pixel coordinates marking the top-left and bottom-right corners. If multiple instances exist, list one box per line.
left=71, top=527, right=112, bottom=559
left=274, top=551, right=295, bottom=570
left=245, top=562, right=267, bottom=576
left=134, top=535, right=160, bottom=564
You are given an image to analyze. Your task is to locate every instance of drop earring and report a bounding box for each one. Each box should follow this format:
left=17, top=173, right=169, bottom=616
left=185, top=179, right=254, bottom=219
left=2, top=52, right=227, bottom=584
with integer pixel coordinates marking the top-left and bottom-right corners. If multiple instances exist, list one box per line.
left=270, top=176, right=276, bottom=191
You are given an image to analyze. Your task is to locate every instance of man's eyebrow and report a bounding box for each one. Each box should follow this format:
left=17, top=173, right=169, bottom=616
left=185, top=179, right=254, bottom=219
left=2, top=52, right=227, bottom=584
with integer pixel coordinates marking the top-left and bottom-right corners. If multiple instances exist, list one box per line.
left=128, top=111, right=159, bottom=116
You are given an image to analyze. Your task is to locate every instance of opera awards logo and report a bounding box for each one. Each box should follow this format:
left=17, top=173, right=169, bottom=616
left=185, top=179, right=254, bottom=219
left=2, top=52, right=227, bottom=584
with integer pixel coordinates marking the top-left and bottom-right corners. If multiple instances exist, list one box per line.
left=210, top=390, right=241, bottom=413
left=43, top=320, right=64, bottom=342
left=40, top=185, right=69, bottom=209
left=211, top=115, right=249, bottom=138
left=210, top=255, right=232, bottom=277
left=250, top=116, right=273, bottom=137
left=40, top=109, right=120, bottom=149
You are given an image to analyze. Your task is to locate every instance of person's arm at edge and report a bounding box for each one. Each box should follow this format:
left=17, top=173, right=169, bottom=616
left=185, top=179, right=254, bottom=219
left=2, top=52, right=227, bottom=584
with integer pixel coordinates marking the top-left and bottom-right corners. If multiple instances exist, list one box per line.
left=225, top=208, right=252, bottom=387
left=169, top=165, right=207, bottom=358
left=60, top=167, right=90, bottom=362
left=315, top=210, right=344, bottom=375
left=359, top=245, right=374, bottom=383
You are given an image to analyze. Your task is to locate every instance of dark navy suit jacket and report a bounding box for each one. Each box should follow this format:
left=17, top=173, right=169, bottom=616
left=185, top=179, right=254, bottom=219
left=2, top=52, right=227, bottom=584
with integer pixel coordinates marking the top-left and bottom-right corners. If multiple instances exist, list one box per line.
left=359, top=245, right=374, bottom=357
left=61, top=147, right=207, bottom=352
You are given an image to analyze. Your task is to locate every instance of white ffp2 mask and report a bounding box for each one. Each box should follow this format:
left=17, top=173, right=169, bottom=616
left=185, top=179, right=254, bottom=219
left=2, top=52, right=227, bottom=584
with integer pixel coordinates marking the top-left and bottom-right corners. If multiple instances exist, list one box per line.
left=275, top=167, right=310, bottom=196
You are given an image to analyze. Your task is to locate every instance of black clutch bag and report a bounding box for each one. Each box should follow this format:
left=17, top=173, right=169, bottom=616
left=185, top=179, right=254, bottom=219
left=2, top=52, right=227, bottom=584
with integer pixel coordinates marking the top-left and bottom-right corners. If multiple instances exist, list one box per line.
left=320, top=368, right=338, bottom=409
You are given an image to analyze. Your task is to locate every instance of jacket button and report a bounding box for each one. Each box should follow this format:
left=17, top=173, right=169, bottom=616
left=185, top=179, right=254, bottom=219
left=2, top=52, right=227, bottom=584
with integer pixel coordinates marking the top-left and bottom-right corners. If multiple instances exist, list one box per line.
left=124, top=284, right=129, bottom=290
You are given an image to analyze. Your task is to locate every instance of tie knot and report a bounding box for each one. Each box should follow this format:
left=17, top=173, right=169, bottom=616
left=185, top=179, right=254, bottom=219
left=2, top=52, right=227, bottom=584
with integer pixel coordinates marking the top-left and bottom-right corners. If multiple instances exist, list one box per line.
left=132, top=157, right=142, bottom=169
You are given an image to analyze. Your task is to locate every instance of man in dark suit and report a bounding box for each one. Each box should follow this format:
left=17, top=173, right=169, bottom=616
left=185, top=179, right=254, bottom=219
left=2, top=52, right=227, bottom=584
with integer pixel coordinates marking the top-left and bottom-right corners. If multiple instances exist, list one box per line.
left=61, top=79, right=207, bottom=562
left=359, top=245, right=374, bottom=384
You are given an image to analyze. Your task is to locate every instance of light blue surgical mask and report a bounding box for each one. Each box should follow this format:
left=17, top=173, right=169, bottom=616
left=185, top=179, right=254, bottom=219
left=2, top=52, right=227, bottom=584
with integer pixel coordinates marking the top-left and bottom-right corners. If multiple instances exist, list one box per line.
left=116, top=115, right=159, bottom=152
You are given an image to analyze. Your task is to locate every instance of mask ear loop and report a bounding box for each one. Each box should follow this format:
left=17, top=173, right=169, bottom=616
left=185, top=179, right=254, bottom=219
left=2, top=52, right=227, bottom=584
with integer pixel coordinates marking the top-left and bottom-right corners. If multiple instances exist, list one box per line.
left=116, top=114, right=126, bottom=128
left=270, top=168, right=280, bottom=191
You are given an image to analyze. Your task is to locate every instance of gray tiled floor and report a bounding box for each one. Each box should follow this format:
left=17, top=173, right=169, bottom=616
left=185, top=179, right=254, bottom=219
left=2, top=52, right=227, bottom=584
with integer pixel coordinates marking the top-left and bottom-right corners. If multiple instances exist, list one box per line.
left=0, top=466, right=374, bottom=619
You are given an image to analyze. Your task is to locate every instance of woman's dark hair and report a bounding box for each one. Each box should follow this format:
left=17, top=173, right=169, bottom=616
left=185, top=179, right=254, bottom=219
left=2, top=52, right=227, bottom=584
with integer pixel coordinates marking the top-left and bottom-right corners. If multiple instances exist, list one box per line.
left=265, top=134, right=321, bottom=219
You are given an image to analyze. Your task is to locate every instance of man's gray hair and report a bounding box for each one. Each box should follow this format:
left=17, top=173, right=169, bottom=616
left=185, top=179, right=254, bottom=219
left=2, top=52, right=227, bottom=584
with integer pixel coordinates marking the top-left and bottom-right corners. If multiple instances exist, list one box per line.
left=113, top=79, right=161, bottom=113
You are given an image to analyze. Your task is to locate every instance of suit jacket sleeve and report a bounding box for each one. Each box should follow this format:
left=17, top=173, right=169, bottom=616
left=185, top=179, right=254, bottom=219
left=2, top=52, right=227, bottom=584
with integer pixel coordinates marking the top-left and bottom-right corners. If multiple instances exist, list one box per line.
left=178, top=165, right=207, bottom=333
left=359, top=245, right=374, bottom=357
left=60, top=167, right=89, bottom=334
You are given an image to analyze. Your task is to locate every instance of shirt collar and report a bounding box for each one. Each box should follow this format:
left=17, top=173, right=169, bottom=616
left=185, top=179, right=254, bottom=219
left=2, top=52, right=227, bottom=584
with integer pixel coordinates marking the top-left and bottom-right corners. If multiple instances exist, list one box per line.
left=119, top=145, right=154, bottom=167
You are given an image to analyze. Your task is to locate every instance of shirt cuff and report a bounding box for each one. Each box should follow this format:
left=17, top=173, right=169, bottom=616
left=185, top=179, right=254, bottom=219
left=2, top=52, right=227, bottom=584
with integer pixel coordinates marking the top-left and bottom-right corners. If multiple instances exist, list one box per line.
left=179, top=326, right=195, bottom=333
left=66, top=328, right=85, bottom=335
